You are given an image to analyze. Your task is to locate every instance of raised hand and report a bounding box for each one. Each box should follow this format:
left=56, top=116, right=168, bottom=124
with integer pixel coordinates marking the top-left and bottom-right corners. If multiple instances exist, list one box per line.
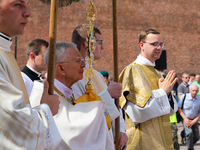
left=158, top=70, right=177, bottom=95
left=40, top=81, right=60, bottom=116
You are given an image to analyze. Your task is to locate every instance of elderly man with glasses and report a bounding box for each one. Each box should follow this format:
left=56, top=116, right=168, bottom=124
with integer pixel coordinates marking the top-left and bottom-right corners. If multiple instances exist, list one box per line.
left=30, top=41, right=117, bottom=149
left=119, top=29, right=178, bottom=150
left=178, top=84, right=200, bottom=150
left=71, top=24, right=128, bottom=149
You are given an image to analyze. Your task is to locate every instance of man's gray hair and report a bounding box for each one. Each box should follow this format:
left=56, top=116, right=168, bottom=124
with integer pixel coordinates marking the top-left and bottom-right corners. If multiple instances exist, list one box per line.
left=189, top=84, right=199, bottom=90
left=44, top=41, right=77, bottom=68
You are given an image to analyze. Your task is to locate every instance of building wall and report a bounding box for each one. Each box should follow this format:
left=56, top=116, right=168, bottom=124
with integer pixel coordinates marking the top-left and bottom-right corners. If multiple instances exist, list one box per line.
left=12, top=0, right=200, bottom=79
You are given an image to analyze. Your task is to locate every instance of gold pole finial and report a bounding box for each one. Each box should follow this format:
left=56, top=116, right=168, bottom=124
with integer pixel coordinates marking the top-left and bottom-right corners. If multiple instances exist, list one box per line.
left=85, top=2, right=97, bottom=90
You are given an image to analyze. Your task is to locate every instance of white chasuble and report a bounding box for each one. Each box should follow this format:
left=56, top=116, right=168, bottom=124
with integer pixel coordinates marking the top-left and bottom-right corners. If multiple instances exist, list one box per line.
left=0, top=36, right=61, bottom=150
left=30, top=81, right=114, bottom=150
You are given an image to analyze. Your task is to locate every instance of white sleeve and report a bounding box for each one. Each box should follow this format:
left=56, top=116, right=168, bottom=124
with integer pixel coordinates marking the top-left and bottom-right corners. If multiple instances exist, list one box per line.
left=125, top=89, right=176, bottom=124
left=0, top=78, right=61, bottom=149
left=34, top=104, right=62, bottom=150
left=30, top=81, right=62, bottom=149
left=98, top=89, right=120, bottom=120
left=21, top=72, right=33, bottom=97
left=111, top=109, right=126, bottom=134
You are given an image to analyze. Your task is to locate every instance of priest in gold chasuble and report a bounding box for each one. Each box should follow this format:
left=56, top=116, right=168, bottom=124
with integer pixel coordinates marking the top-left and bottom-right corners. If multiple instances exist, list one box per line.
left=119, top=29, right=178, bottom=150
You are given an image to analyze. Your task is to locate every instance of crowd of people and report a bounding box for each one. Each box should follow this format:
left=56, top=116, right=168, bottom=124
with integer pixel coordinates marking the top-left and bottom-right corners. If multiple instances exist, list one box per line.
left=0, top=0, right=199, bottom=150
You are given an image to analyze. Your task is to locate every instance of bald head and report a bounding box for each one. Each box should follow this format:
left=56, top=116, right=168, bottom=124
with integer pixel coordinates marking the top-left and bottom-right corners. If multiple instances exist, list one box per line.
left=195, top=75, right=200, bottom=83
left=189, top=84, right=199, bottom=99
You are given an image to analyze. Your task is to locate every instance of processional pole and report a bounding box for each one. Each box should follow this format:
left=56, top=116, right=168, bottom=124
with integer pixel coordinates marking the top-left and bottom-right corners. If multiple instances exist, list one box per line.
left=47, top=0, right=58, bottom=94
left=112, top=0, right=120, bottom=149
left=39, top=0, right=80, bottom=95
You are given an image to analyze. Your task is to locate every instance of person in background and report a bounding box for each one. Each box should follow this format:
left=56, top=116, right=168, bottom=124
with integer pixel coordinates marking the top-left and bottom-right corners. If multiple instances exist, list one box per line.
left=177, top=73, right=190, bottom=100
left=188, top=73, right=195, bottom=85
left=192, top=74, right=200, bottom=96
left=178, top=84, right=200, bottom=150
left=21, top=39, right=48, bottom=96
left=177, top=73, right=190, bottom=144
left=100, top=70, right=110, bottom=86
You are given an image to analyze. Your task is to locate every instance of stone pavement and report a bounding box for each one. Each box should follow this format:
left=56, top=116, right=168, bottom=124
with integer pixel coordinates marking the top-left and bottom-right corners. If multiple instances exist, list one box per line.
left=177, top=122, right=200, bottom=150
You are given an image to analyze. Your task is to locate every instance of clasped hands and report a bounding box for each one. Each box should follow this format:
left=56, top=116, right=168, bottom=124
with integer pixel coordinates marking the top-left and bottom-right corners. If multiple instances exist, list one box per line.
left=184, top=118, right=196, bottom=128
left=158, top=70, right=177, bottom=95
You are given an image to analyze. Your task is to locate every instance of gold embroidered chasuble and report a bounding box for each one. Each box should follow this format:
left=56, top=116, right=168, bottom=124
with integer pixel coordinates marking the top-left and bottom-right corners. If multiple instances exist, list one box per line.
left=119, top=63, right=174, bottom=150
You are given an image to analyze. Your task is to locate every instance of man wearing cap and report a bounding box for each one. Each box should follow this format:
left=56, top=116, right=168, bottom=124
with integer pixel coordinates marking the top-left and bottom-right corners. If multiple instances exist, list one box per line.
left=100, top=70, right=110, bottom=85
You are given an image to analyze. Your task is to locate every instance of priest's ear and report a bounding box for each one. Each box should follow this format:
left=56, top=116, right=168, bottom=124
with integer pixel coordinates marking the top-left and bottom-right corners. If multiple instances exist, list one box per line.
left=139, top=41, right=145, bottom=51
left=56, top=63, right=66, bottom=76
left=29, top=52, right=36, bottom=61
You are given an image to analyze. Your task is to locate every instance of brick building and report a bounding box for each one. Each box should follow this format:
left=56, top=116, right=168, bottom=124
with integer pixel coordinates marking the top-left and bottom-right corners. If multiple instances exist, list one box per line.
left=12, top=0, right=200, bottom=80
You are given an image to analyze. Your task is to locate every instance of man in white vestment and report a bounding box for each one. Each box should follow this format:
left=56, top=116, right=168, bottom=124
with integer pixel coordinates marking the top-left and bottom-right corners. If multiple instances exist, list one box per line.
left=119, top=29, right=178, bottom=150
left=30, top=41, right=116, bottom=150
left=21, top=39, right=49, bottom=96
left=71, top=24, right=128, bottom=149
left=0, top=0, right=61, bottom=149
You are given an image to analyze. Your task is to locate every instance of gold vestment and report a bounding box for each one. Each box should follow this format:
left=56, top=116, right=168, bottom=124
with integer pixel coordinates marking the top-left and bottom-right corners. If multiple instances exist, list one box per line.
left=119, top=63, right=174, bottom=150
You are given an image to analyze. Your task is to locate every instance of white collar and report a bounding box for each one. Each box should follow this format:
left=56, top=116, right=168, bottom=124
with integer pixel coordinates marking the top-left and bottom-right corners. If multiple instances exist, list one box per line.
left=54, top=78, right=73, bottom=99
left=0, top=32, right=12, bottom=51
left=134, top=54, right=155, bottom=66
left=0, top=33, right=12, bottom=41
left=26, top=64, right=42, bottom=77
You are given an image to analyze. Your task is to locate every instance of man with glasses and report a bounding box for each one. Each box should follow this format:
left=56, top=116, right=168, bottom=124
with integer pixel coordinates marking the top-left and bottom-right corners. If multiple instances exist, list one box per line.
left=178, top=73, right=190, bottom=100
left=71, top=24, right=128, bottom=149
left=177, top=73, right=190, bottom=144
left=30, top=41, right=115, bottom=149
left=119, top=29, right=178, bottom=150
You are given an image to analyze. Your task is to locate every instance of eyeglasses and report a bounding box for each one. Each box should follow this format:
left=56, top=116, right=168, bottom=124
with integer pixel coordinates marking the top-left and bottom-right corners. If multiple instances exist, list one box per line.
left=96, top=40, right=103, bottom=46
left=143, top=41, right=164, bottom=49
left=185, top=77, right=190, bottom=79
left=58, top=57, right=85, bottom=66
